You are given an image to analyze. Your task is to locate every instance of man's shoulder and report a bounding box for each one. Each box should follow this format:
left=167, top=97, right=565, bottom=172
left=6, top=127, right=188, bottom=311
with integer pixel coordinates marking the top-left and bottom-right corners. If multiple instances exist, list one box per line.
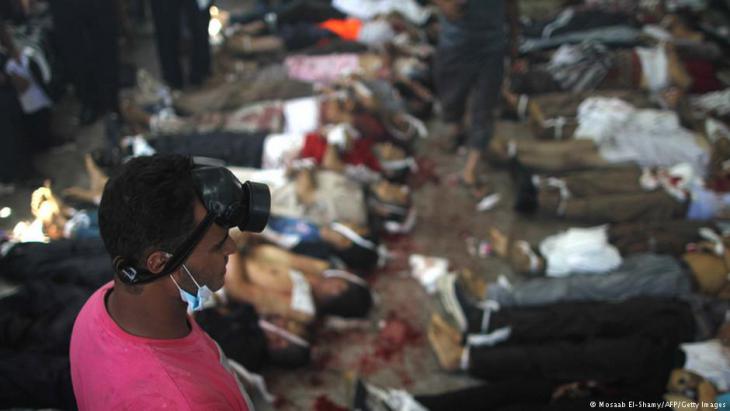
left=72, top=282, right=112, bottom=332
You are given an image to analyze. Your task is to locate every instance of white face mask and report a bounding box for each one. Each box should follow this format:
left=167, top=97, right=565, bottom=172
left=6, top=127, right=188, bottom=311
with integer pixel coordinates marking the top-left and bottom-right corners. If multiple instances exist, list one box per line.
left=169, top=263, right=213, bottom=312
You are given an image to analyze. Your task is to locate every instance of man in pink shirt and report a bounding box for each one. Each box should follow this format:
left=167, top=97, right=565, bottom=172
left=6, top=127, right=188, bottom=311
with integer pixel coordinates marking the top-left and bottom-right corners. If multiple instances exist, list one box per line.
left=70, top=154, right=270, bottom=410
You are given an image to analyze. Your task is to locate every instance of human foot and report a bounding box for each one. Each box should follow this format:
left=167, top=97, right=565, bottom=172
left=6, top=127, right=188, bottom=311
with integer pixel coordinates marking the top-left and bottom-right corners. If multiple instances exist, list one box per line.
left=488, top=228, right=510, bottom=258
left=456, top=268, right=488, bottom=301
left=428, top=313, right=463, bottom=371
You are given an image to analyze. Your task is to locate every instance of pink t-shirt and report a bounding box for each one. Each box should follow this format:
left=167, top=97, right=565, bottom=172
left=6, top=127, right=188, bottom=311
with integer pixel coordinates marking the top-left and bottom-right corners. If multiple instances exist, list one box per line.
left=70, top=282, right=252, bottom=411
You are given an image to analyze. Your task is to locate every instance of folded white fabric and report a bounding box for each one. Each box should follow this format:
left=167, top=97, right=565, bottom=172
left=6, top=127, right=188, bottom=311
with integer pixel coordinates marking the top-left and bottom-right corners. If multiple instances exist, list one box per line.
left=539, top=225, right=622, bottom=277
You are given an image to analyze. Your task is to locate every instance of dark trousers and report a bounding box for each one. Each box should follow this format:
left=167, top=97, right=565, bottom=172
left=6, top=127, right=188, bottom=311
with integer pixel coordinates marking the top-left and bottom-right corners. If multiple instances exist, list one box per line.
left=48, top=0, right=119, bottom=112
left=415, top=379, right=671, bottom=411
left=150, top=0, right=211, bottom=89
left=0, top=238, right=112, bottom=289
left=150, top=131, right=267, bottom=168
left=23, top=107, right=52, bottom=153
left=0, top=86, right=32, bottom=183
left=469, top=298, right=695, bottom=343
left=230, top=0, right=342, bottom=25
left=434, top=47, right=503, bottom=151
left=0, top=350, right=75, bottom=410
left=0, top=281, right=91, bottom=410
left=0, top=281, right=90, bottom=354
left=608, top=220, right=709, bottom=257
left=466, top=299, right=693, bottom=396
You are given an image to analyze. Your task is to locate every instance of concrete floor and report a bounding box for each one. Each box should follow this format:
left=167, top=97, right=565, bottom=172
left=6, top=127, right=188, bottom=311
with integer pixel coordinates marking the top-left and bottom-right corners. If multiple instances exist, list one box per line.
left=0, top=1, right=580, bottom=409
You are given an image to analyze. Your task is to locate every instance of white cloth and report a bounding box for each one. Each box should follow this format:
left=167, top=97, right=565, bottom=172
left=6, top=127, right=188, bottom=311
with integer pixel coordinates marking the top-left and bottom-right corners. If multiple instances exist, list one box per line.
left=283, top=96, right=320, bottom=135
left=539, top=225, right=622, bottom=277
left=230, top=166, right=367, bottom=226
left=4, top=54, right=52, bottom=114
left=408, top=254, right=448, bottom=294
left=332, top=0, right=432, bottom=25
left=227, top=167, right=288, bottom=190
left=680, top=340, right=730, bottom=392
left=324, top=123, right=358, bottom=149
left=278, top=171, right=368, bottom=226
left=288, top=269, right=316, bottom=315
left=635, top=45, right=669, bottom=92
left=574, top=97, right=708, bottom=176
left=357, top=20, right=396, bottom=49
left=261, top=133, right=306, bottom=169
left=691, top=88, right=730, bottom=117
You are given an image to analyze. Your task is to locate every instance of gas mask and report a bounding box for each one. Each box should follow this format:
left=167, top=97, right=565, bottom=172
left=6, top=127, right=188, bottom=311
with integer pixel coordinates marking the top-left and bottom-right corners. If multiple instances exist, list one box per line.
left=114, top=163, right=270, bottom=285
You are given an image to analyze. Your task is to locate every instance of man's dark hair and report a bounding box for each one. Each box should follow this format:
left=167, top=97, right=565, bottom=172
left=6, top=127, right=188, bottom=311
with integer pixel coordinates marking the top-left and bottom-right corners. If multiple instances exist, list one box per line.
left=98, top=154, right=197, bottom=267
left=317, top=282, right=373, bottom=318
left=335, top=241, right=379, bottom=273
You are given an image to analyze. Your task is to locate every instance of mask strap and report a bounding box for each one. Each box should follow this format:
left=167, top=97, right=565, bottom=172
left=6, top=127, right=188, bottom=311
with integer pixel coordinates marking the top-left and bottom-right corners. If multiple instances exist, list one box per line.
left=181, top=264, right=203, bottom=289
left=162, top=212, right=215, bottom=275
left=169, top=274, right=183, bottom=291
left=117, top=212, right=216, bottom=285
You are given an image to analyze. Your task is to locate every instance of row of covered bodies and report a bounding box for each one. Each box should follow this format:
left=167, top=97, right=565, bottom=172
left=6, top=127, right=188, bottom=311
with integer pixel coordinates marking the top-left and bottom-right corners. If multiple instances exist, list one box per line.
left=400, top=1, right=730, bottom=410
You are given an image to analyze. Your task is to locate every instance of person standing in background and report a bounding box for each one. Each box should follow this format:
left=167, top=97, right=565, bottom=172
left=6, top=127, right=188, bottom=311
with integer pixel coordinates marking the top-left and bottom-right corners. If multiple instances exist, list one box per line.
left=47, top=0, right=119, bottom=125
left=1, top=22, right=53, bottom=153
left=150, top=0, right=212, bottom=90
left=433, top=0, right=520, bottom=199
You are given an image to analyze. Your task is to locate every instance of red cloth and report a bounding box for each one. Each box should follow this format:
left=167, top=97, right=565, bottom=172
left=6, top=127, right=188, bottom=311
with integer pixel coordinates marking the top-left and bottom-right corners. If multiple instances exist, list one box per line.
left=683, top=59, right=723, bottom=93
left=318, top=18, right=363, bottom=41
left=300, top=132, right=382, bottom=172
left=353, top=113, right=390, bottom=142
left=707, top=175, right=730, bottom=193
left=70, top=282, right=251, bottom=411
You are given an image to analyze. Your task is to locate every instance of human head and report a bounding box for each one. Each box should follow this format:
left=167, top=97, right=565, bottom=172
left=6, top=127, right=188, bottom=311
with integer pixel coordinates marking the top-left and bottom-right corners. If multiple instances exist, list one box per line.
left=98, top=154, right=236, bottom=294
left=313, top=274, right=373, bottom=318
left=320, top=224, right=379, bottom=272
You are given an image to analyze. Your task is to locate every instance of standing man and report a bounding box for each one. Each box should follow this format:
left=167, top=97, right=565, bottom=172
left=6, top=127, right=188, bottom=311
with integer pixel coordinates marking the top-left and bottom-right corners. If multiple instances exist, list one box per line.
left=48, top=0, right=119, bottom=125
left=70, top=155, right=261, bottom=410
left=433, top=0, right=519, bottom=198
left=1, top=22, right=54, bottom=153
left=150, top=0, right=212, bottom=90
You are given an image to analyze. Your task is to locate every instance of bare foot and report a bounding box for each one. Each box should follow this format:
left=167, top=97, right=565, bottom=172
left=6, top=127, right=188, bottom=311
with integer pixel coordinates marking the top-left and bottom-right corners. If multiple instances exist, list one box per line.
left=428, top=313, right=463, bottom=371
left=457, top=268, right=488, bottom=300
left=488, top=228, right=509, bottom=258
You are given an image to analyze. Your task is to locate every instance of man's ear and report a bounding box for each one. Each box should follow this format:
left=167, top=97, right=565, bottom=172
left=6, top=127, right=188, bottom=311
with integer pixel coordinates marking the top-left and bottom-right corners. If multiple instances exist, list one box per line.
left=146, top=251, right=171, bottom=274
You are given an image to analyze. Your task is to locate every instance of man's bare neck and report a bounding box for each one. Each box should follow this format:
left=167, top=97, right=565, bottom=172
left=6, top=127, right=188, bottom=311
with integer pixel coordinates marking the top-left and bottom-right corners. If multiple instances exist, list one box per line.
left=106, top=283, right=191, bottom=340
